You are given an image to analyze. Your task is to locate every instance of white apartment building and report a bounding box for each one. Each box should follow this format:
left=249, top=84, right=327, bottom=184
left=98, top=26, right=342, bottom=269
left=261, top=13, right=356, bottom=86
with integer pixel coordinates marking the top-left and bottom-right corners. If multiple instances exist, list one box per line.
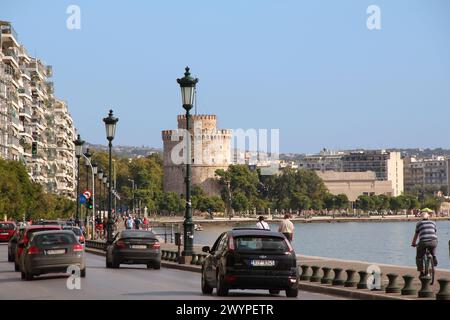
left=0, top=21, right=76, bottom=198
left=404, top=156, right=449, bottom=194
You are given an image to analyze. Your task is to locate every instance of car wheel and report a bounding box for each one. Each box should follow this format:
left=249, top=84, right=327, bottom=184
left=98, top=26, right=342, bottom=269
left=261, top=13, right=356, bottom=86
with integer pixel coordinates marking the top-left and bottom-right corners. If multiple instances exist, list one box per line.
left=106, top=256, right=112, bottom=268
left=80, top=268, right=86, bottom=278
left=112, top=256, right=120, bottom=269
left=14, top=262, right=20, bottom=272
left=152, top=262, right=161, bottom=270
left=24, top=271, right=33, bottom=281
left=269, top=289, right=280, bottom=295
left=286, top=286, right=298, bottom=298
left=216, top=271, right=229, bottom=297
left=201, top=269, right=213, bottom=294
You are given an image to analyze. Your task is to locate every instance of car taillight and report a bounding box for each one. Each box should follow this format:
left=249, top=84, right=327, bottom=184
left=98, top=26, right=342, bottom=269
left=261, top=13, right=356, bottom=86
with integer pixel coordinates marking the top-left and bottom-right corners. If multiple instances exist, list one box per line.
left=73, top=244, right=84, bottom=252
left=116, top=240, right=126, bottom=249
left=228, top=237, right=235, bottom=251
left=27, top=246, right=40, bottom=254
left=79, top=235, right=85, bottom=242
left=152, top=242, right=160, bottom=249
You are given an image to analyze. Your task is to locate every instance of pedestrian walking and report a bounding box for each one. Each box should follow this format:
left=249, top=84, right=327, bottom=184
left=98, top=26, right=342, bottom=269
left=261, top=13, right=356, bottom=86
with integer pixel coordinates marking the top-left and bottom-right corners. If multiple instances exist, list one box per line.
left=278, top=214, right=294, bottom=242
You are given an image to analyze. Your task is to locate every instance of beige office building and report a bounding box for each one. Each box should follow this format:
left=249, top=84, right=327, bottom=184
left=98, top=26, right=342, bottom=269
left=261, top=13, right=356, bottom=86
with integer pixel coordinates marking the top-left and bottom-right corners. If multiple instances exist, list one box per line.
left=316, top=171, right=394, bottom=202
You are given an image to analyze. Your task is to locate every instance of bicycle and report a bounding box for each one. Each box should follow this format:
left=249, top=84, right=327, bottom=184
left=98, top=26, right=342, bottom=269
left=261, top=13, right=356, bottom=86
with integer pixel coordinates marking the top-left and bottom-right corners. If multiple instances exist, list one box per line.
left=412, top=244, right=435, bottom=285
left=422, top=247, right=435, bottom=285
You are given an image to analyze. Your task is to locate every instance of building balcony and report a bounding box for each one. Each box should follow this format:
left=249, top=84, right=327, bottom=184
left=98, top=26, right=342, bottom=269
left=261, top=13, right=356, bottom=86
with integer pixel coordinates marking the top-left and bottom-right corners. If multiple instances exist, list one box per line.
left=20, top=105, right=33, bottom=118
left=0, top=23, right=19, bottom=44
left=3, top=48, right=20, bottom=68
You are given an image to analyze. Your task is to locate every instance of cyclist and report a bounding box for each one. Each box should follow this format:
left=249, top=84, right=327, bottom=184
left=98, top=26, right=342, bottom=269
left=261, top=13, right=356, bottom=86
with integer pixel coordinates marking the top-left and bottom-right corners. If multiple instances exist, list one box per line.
left=411, top=209, right=438, bottom=276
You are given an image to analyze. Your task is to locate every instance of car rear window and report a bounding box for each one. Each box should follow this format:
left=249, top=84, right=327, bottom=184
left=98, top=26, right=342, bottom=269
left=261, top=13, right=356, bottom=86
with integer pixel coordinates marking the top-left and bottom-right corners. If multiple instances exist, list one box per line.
left=234, top=236, right=289, bottom=253
left=27, top=227, right=60, bottom=237
left=63, top=227, right=82, bottom=236
left=121, top=231, right=156, bottom=239
left=35, top=233, right=76, bottom=246
left=0, top=223, right=15, bottom=229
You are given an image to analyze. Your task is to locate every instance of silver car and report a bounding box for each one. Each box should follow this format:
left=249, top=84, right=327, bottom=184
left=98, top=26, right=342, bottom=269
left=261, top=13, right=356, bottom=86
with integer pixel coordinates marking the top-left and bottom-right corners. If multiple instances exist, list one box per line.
left=20, top=230, right=86, bottom=281
left=62, top=226, right=85, bottom=246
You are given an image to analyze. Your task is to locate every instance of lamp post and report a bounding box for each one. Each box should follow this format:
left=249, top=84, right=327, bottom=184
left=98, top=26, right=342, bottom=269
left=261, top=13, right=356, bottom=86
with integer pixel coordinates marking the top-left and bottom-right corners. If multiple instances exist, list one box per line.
left=177, top=66, right=198, bottom=263
left=83, top=148, right=92, bottom=227
left=97, top=169, right=103, bottom=219
left=128, top=179, right=135, bottom=214
left=102, top=174, right=108, bottom=220
left=103, top=110, right=119, bottom=243
left=74, top=134, right=85, bottom=227
left=91, top=162, right=98, bottom=239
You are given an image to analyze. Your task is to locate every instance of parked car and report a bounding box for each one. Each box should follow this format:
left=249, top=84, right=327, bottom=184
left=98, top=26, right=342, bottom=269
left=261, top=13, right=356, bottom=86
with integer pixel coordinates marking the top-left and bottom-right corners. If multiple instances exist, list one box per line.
left=62, top=226, right=85, bottom=246
left=201, top=228, right=299, bottom=297
left=20, top=230, right=86, bottom=281
left=14, top=225, right=61, bottom=271
left=8, top=225, right=26, bottom=262
left=0, top=221, right=16, bottom=242
left=106, top=230, right=161, bottom=269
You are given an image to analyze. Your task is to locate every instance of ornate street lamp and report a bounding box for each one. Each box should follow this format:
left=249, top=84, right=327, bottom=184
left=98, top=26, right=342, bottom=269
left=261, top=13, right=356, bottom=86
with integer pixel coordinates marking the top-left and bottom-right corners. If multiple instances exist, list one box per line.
left=74, top=134, right=85, bottom=226
left=177, top=66, right=198, bottom=263
left=103, top=110, right=118, bottom=243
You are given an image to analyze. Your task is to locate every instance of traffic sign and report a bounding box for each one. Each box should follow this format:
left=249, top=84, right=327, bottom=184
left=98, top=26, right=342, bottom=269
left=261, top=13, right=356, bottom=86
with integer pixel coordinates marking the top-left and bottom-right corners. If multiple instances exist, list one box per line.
left=79, top=194, right=87, bottom=204
left=83, top=190, right=92, bottom=199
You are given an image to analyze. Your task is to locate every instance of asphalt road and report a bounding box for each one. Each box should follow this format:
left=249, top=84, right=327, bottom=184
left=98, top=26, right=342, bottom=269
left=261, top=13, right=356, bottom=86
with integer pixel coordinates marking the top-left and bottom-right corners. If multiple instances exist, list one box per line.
left=0, top=244, right=340, bottom=300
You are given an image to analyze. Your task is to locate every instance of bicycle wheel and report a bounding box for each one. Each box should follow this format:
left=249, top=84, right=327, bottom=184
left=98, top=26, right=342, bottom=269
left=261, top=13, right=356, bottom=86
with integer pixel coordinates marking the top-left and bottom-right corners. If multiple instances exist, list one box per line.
left=423, top=254, right=430, bottom=277
left=430, top=254, right=435, bottom=285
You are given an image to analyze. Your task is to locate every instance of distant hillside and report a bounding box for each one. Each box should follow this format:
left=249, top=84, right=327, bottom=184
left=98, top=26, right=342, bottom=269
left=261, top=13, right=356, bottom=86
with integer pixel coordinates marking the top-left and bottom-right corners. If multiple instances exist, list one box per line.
left=85, top=143, right=162, bottom=158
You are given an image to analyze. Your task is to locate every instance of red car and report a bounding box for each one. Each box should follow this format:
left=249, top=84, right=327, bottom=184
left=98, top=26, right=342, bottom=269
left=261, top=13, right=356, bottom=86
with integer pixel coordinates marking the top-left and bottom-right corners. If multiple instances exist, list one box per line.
left=14, top=225, right=61, bottom=272
left=0, top=222, right=16, bottom=242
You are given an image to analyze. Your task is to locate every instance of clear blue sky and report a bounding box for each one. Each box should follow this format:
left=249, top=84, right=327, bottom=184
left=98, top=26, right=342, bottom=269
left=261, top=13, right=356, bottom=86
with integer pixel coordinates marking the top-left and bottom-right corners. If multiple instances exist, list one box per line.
left=2, top=0, right=450, bottom=154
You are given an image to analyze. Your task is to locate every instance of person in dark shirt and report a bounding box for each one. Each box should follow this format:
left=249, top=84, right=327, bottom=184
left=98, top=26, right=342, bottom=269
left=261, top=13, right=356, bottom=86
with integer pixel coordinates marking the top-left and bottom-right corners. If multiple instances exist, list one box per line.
left=411, top=209, right=438, bottom=276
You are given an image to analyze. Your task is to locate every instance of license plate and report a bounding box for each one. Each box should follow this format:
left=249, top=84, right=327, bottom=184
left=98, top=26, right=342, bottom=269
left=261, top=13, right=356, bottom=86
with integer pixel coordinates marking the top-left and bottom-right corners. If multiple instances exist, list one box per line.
left=250, top=260, right=275, bottom=267
left=131, top=245, right=147, bottom=249
left=46, top=249, right=66, bottom=255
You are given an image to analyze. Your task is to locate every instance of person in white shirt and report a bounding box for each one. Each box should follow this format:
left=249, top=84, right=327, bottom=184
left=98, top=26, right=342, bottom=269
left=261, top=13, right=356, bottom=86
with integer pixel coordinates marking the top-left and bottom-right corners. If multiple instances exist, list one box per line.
left=256, top=216, right=270, bottom=230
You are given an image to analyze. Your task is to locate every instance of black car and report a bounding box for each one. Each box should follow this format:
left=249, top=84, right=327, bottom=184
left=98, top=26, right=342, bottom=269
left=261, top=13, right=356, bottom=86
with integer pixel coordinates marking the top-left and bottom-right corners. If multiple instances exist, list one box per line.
left=106, top=230, right=161, bottom=269
left=201, top=228, right=299, bottom=297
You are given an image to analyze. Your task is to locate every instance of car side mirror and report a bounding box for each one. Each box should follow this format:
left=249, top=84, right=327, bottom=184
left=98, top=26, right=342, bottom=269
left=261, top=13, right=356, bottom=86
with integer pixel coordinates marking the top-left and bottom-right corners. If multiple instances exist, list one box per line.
left=202, top=246, right=210, bottom=253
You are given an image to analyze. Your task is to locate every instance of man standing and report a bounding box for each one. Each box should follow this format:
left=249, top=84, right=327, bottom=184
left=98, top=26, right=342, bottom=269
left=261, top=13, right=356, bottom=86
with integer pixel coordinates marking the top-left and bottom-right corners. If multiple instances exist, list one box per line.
left=411, top=209, right=438, bottom=276
left=256, top=216, right=270, bottom=230
left=278, top=214, right=295, bottom=242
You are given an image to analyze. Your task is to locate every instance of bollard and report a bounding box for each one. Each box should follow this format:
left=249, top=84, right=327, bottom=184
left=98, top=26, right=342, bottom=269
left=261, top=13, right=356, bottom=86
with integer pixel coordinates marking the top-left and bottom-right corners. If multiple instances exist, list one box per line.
left=321, top=267, right=333, bottom=284
left=191, top=253, right=198, bottom=265
left=344, top=269, right=357, bottom=287
left=357, top=271, right=368, bottom=289
left=436, top=278, right=450, bottom=300
left=418, top=276, right=434, bottom=298
left=385, top=273, right=401, bottom=294
left=332, top=268, right=345, bottom=286
left=170, top=251, right=176, bottom=262
left=401, top=275, right=417, bottom=296
left=310, top=266, right=321, bottom=282
left=300, top=265, right=311, bottom=281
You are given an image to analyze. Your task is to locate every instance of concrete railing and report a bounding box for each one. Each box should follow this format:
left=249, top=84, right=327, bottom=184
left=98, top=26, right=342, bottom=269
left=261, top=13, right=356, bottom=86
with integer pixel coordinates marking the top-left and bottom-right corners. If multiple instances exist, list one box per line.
left=297, top=264, right=450, bottom=300
left=85, top=239, right=106, bottom=251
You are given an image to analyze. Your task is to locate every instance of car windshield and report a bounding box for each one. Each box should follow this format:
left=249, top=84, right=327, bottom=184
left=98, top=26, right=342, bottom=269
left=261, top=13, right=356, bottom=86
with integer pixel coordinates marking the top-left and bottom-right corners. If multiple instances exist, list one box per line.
left=121, top=231, right=156, bottom=239
left=0, top=223, right=15, bottom=229
left=34, top=233, right=75, bottom=246
left=234, top=236, right=288, bottom=253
